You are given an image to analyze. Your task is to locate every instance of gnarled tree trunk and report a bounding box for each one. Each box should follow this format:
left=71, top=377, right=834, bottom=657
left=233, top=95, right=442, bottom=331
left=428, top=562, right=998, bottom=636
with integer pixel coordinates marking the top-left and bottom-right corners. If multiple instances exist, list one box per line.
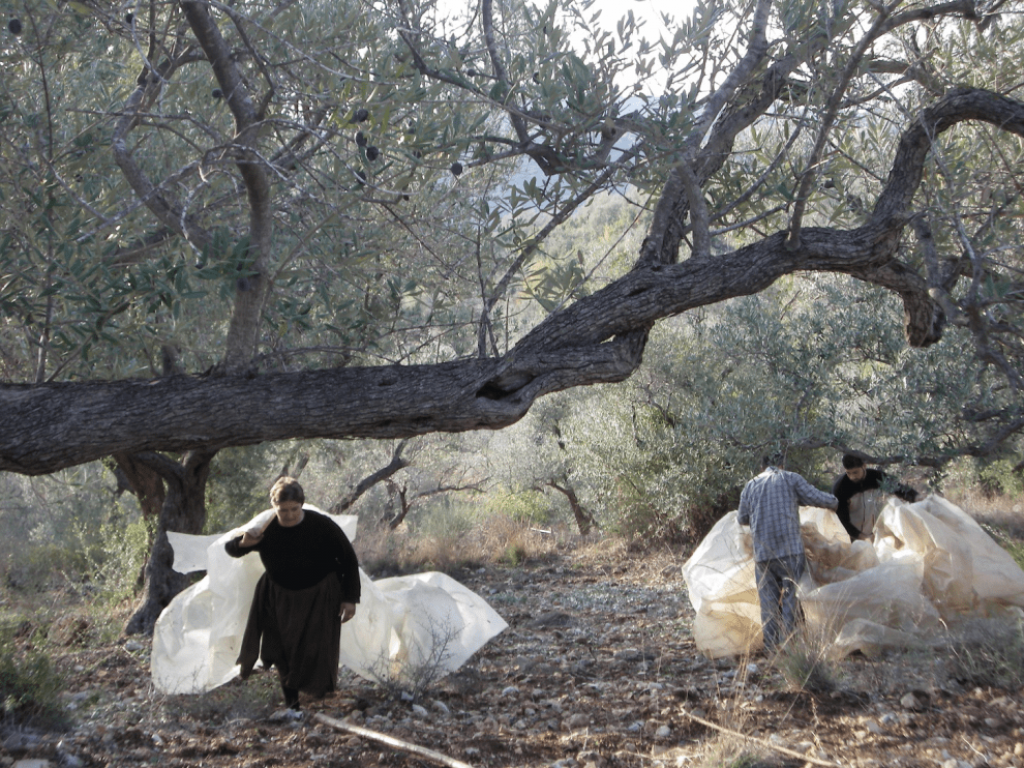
left=125, top=449, right=216, bottom=636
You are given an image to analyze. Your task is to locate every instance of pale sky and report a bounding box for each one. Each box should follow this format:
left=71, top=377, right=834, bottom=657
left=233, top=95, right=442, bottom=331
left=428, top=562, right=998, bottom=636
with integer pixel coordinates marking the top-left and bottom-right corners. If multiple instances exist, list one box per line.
left=430, top=0, right=699, bottom=93
left=432, top=0, right=695, bottom=40
left=579, top=0, right=690, bottom=33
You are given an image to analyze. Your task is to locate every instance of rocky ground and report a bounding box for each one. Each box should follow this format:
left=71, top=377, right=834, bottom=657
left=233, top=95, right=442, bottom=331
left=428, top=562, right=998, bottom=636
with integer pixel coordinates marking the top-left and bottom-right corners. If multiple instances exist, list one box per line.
left=2, top=544, right=1024, bottom=768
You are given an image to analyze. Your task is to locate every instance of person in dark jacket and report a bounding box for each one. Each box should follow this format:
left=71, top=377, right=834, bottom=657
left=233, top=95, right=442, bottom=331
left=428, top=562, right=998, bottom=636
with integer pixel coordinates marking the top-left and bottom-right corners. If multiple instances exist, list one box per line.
left=832, top=454, right=918, bottom=542
left=226, top=476, right=360, bottom=711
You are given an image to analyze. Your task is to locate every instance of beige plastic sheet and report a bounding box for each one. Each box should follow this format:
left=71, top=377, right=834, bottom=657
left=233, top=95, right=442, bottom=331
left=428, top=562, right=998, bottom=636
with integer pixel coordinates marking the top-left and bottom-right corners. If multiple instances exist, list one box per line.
left=682, top=496, right=1024, bottom=658
left=152, top=507, right=508, bottom=694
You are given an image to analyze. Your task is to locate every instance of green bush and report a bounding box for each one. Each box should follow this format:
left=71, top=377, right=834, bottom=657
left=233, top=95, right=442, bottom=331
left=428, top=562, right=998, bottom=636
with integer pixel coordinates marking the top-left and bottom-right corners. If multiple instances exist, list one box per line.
left=0, top=644, right=66, bottom=726
left=61, top=509, right=155, bottom=608
left=415, top=500, right=479, bottom=539
left=977, top=459, right=1024, bottom=499
left=500, top=542, right=528, bottom=566
left=85, top=513, right=155, bottom=607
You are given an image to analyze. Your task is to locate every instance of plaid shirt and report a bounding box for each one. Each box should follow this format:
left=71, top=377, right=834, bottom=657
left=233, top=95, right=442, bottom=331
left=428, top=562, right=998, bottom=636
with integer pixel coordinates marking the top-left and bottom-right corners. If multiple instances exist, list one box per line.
left=738, top=467, right=838, bottom=562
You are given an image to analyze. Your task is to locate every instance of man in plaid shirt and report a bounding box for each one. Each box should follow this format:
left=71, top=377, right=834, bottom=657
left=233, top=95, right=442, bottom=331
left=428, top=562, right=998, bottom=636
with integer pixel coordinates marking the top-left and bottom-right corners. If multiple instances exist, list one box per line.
left=738, top=455, right=838, bottom=653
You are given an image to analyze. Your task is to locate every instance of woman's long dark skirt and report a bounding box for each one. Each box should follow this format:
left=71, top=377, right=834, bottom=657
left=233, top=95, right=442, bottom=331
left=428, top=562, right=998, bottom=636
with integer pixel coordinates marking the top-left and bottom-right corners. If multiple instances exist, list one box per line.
left=236, top=572, right=343, bottom=698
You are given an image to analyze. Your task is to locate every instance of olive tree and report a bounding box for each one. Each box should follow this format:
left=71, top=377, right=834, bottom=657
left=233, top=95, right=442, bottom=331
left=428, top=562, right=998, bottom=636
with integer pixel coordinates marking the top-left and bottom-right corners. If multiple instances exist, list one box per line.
left=3, top=0, right=1024, bottom=629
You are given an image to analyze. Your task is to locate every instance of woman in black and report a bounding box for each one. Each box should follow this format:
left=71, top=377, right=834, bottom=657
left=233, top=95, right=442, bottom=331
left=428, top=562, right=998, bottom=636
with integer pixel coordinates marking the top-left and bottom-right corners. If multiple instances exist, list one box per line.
left=226, top=477, right=360, bottom=710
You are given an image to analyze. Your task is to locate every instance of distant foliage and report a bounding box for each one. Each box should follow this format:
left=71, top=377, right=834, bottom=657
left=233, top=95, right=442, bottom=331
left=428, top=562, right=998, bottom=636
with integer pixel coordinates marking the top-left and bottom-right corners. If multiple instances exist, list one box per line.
left=489, top=490, right=553, bottom=526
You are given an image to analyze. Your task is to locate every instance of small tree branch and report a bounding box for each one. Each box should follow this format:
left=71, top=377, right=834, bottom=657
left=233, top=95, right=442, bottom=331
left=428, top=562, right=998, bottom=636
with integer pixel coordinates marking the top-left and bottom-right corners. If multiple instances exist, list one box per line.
left=480, top=0, right=528, bottom=143
left=314, top=713, right=477, bottom=768
left=682, top=711, right=839, bottom=768
left=788, top=2, right=895, bottom=249
left=330, top=440, right=411, bottom=514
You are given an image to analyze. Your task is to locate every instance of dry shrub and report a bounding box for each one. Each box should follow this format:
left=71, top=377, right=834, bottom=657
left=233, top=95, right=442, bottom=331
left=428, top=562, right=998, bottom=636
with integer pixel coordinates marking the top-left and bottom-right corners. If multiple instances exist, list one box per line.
left=573, top=534, right=630, bottom=565
left=943, top=485, right=1022, bottom=528
left=405, top=534, right=481, bottom=571
left=356, top=513, right=565, bottom=576
left=356, top=523, right=484, bottom=576
left=947, top=617, right=1024, bottom=690
left=479, top=513, right=560, bottom=565
left=365, top=614, right=462, bottom=701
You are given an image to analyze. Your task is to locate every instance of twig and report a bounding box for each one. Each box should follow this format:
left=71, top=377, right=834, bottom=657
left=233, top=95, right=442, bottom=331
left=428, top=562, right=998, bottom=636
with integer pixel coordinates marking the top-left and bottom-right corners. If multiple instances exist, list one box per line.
left=314, top=713, right=477, bottom=768
left=681, top=710, right=839, bottom=767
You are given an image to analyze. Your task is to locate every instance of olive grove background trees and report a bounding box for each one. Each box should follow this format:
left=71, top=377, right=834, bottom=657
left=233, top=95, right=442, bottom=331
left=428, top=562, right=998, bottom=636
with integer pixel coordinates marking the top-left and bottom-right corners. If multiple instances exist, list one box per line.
left=3, top=0, right=1024, bottom=629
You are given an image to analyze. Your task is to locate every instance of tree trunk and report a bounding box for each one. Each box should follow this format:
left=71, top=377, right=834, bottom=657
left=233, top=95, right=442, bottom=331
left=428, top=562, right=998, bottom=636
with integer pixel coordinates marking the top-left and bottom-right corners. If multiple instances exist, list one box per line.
left=388, top=485, right=411, bottom=530
left=548, top=480, right=597, bottom=535
left=112, top=452, right=168, bottom=586
left=125, top=449, right=216, bottom=636
left=113, top=452, right=166, bottom=520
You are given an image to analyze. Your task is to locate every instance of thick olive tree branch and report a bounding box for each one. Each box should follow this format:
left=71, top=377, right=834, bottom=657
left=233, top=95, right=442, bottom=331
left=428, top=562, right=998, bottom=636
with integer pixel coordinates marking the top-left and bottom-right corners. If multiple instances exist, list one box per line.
left=640, top=0, right=776, bottom=269
left=4, top=86, right=1023, bottom=474
left=677, top=158, right=710, bottom=258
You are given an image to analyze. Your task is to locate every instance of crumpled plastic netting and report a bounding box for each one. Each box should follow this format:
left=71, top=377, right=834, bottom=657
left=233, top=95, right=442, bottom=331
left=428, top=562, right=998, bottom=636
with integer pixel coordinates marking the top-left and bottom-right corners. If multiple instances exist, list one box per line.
left=682, top=495, right=1024, bottom=658
left=151, top=506, right=508, bottom=694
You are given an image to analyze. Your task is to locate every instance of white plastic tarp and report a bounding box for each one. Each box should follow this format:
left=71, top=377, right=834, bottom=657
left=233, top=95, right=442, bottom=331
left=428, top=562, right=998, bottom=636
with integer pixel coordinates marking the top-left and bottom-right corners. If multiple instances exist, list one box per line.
left=682, top=495, right=1024, bottom=658
left=152, top=506, right=508, bottom=694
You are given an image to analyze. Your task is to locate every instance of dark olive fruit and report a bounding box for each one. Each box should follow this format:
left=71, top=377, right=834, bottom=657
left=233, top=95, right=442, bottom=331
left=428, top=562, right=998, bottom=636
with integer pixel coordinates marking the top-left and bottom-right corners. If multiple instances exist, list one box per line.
left=212, top=88, right=222, bottom=99
left=355, top=170, right=367, bottom=185
left=366, top=146, right=379, bottom=162
left=9, top=18, right=23, bottom=35
left=450, top=161, right=463, bottom=177
left=354, top=107, right=369, bottom=122
left=356, top=131, right=367, bottom=147
left=125, top=12, right=133, bottom=23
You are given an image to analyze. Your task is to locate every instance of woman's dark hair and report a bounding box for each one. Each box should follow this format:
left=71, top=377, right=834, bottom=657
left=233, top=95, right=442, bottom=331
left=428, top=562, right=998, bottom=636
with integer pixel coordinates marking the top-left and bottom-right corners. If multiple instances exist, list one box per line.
left=270, top=476, right=305, bottom=505
left=841, top=454, right=866, bottom=470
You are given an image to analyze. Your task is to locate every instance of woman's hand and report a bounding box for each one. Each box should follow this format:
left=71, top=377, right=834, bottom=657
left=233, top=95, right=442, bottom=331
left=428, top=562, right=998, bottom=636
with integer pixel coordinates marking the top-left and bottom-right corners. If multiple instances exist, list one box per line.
left=239, top=517, right=274, bottom=548
left=339, top=603, right=356, bottom=623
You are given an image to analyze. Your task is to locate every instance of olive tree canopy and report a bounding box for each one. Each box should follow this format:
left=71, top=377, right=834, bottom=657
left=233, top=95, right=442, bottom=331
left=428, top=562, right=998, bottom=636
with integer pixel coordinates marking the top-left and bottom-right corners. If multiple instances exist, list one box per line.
left=3, top=0, right=1024, bottom=474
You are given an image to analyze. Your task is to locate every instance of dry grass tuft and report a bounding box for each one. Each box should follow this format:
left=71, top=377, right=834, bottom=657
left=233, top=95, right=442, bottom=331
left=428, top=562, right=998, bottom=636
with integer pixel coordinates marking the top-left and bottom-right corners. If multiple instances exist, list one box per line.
left=772, top=625, right=843, bottom=695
